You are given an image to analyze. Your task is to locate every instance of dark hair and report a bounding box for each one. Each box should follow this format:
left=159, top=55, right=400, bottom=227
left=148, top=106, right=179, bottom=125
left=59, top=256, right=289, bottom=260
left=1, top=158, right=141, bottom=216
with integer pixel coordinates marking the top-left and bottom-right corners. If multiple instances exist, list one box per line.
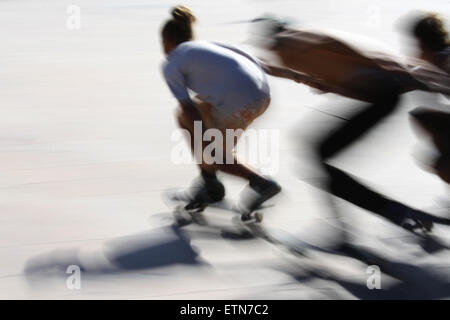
left=412, top=13, right=449, bottom=52
left=162, top=5, right=196, bottom=45
left=251, top=15, right=289, bottom=36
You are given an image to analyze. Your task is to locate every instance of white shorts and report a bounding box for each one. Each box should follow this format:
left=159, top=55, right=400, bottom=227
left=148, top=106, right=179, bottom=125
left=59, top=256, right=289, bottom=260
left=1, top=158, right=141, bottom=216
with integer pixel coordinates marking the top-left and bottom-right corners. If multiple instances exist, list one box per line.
left=194, top=96, right=271, bottom=132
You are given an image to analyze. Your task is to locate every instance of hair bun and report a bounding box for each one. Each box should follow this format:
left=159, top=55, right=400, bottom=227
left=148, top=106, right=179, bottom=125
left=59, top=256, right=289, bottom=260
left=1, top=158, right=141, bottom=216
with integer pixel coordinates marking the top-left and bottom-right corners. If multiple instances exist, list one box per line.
left=171, top=5, right=196, bottom=24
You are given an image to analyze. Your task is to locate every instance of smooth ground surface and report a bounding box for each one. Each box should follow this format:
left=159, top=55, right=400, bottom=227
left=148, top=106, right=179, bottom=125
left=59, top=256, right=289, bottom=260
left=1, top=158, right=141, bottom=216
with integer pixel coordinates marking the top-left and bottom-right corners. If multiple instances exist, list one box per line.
left=1, top=0, right=449, bottom=299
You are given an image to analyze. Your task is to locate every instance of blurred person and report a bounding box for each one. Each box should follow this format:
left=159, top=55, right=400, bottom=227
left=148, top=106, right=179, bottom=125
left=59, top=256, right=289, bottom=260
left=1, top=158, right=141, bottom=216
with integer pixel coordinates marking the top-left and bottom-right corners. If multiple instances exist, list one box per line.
left=161, top=6, right=320, bottom=217
left=252, top=18, right=450, bottom=227
left=410, top=13, right=449, bottom=72
left=408, top=13, right=450, bottom=184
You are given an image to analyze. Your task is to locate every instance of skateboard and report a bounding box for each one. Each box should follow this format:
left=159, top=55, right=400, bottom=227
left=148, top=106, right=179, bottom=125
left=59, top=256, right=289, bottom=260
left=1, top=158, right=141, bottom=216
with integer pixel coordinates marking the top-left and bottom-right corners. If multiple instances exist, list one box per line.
left=164, top=189, right=323, bottom=257
left=163, top=188, right=264, bottom=228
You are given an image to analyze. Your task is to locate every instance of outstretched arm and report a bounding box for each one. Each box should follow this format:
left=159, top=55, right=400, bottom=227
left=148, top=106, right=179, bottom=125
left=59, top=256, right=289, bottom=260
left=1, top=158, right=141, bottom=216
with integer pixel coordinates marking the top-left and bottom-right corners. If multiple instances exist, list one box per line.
left=213, top=42, right=334, bottom=93
left=409, top=65, right=450, bottom=96
left=261, top=63, right=334, bottom=93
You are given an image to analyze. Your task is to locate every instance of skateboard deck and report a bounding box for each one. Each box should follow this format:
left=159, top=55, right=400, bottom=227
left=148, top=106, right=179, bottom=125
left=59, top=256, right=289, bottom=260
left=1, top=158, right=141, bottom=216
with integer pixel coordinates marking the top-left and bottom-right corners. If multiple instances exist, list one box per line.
left=163, top=188, right=266, bottom=225
left=162, top=188, right=268, bottom=241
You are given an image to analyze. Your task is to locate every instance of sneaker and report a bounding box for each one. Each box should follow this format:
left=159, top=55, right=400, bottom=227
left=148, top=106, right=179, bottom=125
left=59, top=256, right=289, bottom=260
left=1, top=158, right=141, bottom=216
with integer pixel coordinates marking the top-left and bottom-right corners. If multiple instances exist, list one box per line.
left=190, top=174, right=225, bottom=204
left=243, top=176, right=281, bottom=213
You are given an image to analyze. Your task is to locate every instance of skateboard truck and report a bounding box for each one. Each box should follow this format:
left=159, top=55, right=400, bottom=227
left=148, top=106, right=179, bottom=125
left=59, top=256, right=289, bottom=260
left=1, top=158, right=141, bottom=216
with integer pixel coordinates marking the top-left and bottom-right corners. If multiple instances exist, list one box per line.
left=401, top=217, right=433, bottom=233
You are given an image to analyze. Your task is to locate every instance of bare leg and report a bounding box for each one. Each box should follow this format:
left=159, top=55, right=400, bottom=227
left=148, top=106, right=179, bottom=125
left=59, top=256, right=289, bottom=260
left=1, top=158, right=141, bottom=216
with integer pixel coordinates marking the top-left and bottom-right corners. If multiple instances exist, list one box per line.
left=176, top=101, right=281, bottom=211
left=176, top=107, right=264, bottom=182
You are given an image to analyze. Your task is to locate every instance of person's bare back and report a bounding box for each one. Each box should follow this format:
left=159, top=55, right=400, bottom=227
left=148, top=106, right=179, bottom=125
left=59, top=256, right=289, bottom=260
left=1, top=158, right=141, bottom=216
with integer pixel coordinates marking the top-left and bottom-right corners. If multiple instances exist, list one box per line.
left=271, top=29, right=420, bottom=101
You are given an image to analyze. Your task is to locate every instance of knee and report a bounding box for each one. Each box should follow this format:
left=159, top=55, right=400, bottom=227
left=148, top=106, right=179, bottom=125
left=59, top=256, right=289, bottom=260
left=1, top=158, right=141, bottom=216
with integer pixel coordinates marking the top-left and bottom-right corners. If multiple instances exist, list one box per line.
left=317, top=143, right=328, bottom=162
left=434, top=156, right=450, bottom=184
left=375, top=90, right=400, bottom=115
left=315, top=132, right=333, bottom=162
left=409, top=106, right=430, bottom=120
left=385, top=93, right=400, bottom=108
left=314, top=140, right=334, bottom=165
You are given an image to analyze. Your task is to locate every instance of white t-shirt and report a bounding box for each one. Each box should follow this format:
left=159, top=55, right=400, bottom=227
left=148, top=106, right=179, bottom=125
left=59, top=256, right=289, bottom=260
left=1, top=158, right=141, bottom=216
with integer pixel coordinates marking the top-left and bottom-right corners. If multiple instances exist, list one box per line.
left=162, top=41, right=270, bottom=113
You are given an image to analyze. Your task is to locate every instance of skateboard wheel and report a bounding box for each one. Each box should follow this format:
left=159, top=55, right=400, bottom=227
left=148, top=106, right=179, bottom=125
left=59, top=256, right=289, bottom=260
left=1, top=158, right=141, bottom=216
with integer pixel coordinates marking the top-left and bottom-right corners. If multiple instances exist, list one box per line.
left=254, top=212, right=263, bottom=223
left=422, top=221, right=433, bottom=232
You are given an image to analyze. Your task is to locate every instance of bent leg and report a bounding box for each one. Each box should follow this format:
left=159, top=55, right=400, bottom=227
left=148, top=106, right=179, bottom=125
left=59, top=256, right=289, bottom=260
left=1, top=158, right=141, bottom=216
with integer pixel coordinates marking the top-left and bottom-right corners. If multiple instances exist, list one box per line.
left=176, top=98, right=272, bottom=180
left=319, top=93, right=400, bottom=161
left=410, top=107, right=450, bottom=155
left=176, top=104, right=225, bottom=201
left=314, top=88, right=404, bottom=223
left=197, top=98, right=272, bottom=182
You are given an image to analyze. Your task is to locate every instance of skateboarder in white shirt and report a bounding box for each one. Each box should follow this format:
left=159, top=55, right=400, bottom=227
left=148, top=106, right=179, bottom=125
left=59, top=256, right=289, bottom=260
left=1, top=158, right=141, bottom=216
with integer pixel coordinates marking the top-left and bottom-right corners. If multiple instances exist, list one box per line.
left=161, top=6, right=319, bottom=216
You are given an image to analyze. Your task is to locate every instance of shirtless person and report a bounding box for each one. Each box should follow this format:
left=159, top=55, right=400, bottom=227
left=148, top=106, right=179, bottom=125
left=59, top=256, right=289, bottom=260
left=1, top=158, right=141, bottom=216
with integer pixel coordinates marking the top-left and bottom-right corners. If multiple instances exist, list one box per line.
left=254, top=18, right=450, bottom=226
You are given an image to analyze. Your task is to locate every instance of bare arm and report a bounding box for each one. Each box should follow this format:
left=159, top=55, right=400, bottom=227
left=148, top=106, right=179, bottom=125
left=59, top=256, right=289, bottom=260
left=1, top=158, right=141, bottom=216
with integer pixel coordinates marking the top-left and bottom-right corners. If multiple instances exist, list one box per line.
left=260, top=63, right=296, bottom=79
left=261, top=63, right=334, bottom=93
left=409, top=65, right=450, bottom=95
left=212, top=42, right=335, bottom=93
